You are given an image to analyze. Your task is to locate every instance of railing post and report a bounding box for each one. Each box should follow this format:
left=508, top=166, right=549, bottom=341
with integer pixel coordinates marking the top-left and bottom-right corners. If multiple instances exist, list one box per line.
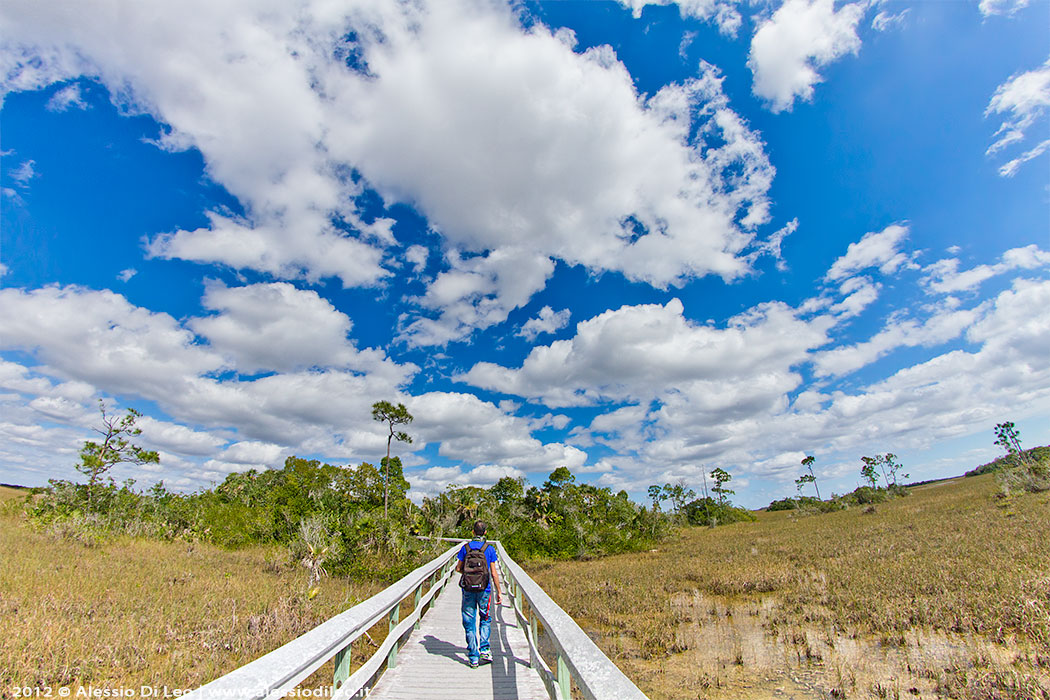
left=413, top=582, right=423, bottom=631
left=528, top=614, right=538, bottom=669
left=332, top=642, right=352, bottom=692
left=557, top=654, right=571, bottom=700
left=423, top=572, right=434, bottom=615
left=387, top=602, right=401, bottom=669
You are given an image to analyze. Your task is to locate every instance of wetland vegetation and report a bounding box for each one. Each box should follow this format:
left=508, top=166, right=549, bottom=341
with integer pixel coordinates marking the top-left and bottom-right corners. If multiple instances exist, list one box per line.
left=3, top=417, right=1048, bottom=699
left=530, top=473, right=1050, bottom=700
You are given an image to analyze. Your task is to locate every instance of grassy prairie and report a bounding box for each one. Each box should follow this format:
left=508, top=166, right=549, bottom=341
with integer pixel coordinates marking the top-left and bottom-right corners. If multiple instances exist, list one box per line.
left=529, top=474, right=1050, bottom=700
left=2, top=477, right=1048, bottom=699
left=0, top=488, right=386, bottom=695
left=0, top=485, right=27, bottom=502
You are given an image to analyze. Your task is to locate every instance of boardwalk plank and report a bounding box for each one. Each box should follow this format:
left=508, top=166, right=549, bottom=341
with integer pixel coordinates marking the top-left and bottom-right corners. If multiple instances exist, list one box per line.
left=368, top=583, right=549, bottom=700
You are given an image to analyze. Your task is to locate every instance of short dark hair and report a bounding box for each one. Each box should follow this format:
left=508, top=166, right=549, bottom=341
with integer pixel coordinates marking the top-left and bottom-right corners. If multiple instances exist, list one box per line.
left=473, top=520, right=487, bottom=536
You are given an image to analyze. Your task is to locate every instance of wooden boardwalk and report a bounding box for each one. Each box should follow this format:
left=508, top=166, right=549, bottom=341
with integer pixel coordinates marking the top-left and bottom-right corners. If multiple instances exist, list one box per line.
left=369, top=583, right=549, bottom=700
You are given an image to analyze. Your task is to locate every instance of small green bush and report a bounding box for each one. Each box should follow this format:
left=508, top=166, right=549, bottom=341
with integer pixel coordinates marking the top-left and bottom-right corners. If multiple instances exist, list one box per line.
left=850, top=486, right=887, bottom=505
left=767, top=490, right=892, bottom=513
left=682, top=497, right=756, bottom=527
left=766, top=497, right=799, bottom=511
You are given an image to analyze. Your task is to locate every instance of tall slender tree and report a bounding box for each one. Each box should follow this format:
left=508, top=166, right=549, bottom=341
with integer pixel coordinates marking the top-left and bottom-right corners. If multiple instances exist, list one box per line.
left=76, top=400, right=159, bottom=507
left=710, top=467, right=734, bottom=506
left=371, top=400, right=413, bottom=518
left=994, top=421, right=1033, bottom=470
left=799, top=455, right=821, bottom=500
left=860, top=456, right=880, bottom=489
left=647, top=484, right=663, bottom=511
left=881, top=453, right=907, bottom=487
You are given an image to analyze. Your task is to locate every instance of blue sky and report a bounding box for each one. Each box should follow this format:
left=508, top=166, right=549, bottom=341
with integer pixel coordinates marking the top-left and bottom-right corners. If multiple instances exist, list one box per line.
left=1, top=0, right=1048, bottom=508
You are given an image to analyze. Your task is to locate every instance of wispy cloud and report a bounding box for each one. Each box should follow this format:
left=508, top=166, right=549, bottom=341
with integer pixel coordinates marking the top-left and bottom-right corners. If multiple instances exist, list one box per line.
left=978, top=0, right=1029, bottom=17
left=825, top=224, right=915, bottom=282
left=9, top=159, right=36, bottom=186
left=871, top=8, right=909, bottom=32
left=46, top=83, right=87, bottom=111
left=986, top=57, right=1050, bottom=175
left=922, top=245, right=1050, bottom=294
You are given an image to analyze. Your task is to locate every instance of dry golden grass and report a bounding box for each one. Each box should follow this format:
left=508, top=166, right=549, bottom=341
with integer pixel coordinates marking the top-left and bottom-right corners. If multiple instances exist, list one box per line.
left=0, top=485, right=27, bottom=502
left=0, top=504, right=387, bottom=695
left=3, top=476, right=1047, bottom=699
left=528, top=474, right=1050, bottom=700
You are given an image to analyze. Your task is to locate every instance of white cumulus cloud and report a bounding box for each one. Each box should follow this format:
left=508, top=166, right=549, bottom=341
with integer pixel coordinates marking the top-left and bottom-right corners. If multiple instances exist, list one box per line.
left=0, top=285, right=224, bottom=398
left=189, top=281, right=410, bottom=381
left=409, top=391, right=587, bottom=473
left=518, top=306, right=571, bottom=342
left=0, top=0, right=783, bottom=348
left=461, top=297, right=832, bottom=409
left=337, top=4, right=776, bottom=343
left=616, top=0, right=743, bottom=36
left=749, top=0, right=865, bottom=112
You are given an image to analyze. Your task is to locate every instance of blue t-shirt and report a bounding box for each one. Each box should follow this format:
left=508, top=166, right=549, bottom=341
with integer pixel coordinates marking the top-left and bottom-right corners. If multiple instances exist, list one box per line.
left=458, top=539, right=497, bottom=593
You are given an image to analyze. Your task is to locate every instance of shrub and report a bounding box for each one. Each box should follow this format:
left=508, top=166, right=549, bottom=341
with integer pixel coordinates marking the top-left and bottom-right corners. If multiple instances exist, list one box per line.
left=965, top=446, right=1050, bottom=477
left=997, top=460, right=1050, bottom=496
left=768, top=495, right=850, bottom=514
left=44, top=511, right=112, bottom=547
left=682, top=497, right=756, bottom=527
left=766, top=497, right=799, bottom=511
left=850, top=486, right=887, bottom=505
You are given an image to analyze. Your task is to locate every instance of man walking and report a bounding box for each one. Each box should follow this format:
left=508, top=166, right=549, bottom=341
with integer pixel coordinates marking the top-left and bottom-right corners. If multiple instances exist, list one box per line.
left=456, top=520, right=503, bottom=668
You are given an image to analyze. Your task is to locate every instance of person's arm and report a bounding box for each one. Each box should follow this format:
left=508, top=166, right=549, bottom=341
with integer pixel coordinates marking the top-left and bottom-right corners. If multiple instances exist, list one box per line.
left=455, top=545, right=465, bottom=573
left=489, top=560, right=503, bottom=604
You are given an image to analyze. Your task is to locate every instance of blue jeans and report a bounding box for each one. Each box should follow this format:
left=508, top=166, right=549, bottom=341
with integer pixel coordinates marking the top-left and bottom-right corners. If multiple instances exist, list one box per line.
left=461, top=588, right=491, bottom=663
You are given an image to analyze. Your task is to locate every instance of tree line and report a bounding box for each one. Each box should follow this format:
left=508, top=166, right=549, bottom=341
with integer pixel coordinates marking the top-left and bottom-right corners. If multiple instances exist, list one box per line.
left=27, top=400, right=1044, bottom=588
left=20, top=402, right=686, bottom=585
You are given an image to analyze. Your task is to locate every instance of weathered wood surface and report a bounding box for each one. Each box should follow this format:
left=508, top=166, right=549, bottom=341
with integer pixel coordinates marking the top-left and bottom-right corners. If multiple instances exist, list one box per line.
left=369, top=583, right=548, bottom=700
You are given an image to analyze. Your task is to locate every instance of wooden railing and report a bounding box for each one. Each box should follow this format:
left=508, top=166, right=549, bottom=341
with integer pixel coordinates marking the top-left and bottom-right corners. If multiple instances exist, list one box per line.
left=183, top=541, right=461, bottom=700
left=491, top=541, right=649, bottom=700
left=183, top=538, right=650, bottom=700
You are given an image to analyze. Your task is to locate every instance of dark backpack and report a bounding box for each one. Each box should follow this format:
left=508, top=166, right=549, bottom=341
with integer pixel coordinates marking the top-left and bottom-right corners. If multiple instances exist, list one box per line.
left=459, top=540, right=491, bottom=592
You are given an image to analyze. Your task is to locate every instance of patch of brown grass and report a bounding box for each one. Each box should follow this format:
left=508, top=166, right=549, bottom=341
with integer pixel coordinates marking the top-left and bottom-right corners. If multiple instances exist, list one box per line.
left=0, top=508, right=385, bottom=694
left=527, top=474, right=1050, bottom=699
left=0, top=485, right=29, bottom=503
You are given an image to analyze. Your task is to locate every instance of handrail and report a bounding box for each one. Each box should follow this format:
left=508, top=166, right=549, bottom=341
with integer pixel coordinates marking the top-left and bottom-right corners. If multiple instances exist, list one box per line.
left=182, top=541, right=462, bottom=700
left=183, top=537, right=650, bottom=700
left=493, top=541, right=650, bottom=700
